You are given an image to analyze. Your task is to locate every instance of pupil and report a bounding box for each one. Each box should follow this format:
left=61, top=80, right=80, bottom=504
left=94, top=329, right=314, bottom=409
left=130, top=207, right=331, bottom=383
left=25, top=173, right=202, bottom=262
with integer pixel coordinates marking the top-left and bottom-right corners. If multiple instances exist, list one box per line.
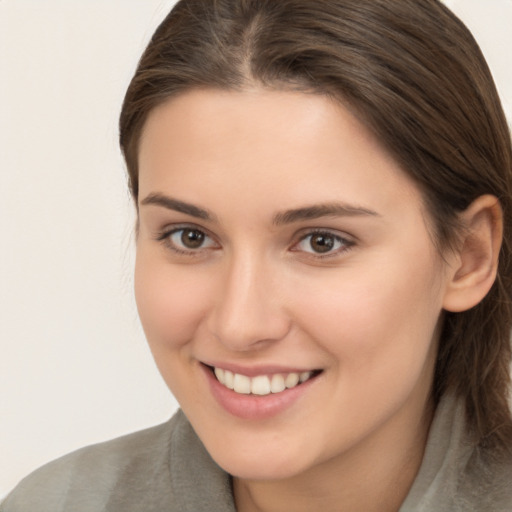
left=182, top=229, right=204, bottom=249
left=311, top=234, right=334, bottom=253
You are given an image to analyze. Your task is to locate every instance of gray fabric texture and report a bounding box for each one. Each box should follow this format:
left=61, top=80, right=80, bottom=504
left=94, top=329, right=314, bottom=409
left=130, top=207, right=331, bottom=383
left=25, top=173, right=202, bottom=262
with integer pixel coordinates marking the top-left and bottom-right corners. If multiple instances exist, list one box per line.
left=2, top=394, right=511, bottom=511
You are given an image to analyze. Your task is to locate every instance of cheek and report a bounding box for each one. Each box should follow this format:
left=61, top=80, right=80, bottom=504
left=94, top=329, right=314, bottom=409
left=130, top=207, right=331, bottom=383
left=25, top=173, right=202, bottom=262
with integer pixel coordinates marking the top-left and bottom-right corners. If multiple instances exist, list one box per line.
left=292, top=251, right=443, bottom=372
left=289, top=256, right=443, bottom=442
left=134, top=249, right=210, bottom=351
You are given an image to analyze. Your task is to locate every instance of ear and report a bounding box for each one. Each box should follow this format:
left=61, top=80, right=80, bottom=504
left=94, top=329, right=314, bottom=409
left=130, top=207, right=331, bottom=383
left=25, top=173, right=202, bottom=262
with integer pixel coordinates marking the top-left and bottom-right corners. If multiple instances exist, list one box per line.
left=443, top=195, right=503, bottom=313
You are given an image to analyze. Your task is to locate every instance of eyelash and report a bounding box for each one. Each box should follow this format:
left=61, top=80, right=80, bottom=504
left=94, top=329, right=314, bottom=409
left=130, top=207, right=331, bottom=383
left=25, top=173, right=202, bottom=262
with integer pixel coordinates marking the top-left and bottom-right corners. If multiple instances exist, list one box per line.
left=291, top=229, right=355, bottom=259
left=156, top=225, right=219, bottom=256
left=156, top=226, right=354, bottom=259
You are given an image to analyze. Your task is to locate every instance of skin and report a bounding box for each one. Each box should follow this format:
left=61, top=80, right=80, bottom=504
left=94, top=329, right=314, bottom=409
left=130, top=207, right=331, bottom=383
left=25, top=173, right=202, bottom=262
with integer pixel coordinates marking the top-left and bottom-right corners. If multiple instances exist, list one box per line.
left=135, top=88, right=462, bottom=512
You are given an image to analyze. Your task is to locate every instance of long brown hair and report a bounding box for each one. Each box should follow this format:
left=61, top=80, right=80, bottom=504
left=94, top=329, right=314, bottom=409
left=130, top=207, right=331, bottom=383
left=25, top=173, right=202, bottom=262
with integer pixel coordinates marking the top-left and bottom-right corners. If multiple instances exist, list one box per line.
left=119, top=0, right=512, bottom=450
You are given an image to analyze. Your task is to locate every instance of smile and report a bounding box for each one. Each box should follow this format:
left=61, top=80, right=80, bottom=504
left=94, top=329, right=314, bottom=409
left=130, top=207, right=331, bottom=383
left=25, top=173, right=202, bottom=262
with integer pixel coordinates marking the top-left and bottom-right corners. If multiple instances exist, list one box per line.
left=212, top=367, right=319, bottom=396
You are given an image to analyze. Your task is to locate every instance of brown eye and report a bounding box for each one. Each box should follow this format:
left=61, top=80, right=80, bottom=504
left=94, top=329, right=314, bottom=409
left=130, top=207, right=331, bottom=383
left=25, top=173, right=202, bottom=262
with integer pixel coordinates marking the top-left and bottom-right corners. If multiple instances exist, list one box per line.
left=181, top=229, right=205, bottom=249
left=165, top=227, right=217, bottom=253
left=293, top=231, right=351, bottom=256
left=309, top=233, right=335, bottom=253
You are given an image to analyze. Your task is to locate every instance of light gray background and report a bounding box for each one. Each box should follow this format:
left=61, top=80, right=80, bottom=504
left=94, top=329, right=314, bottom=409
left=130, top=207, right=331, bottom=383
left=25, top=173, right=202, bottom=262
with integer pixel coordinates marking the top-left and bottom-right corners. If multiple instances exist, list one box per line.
left=1, top=0, right=511, bottom=498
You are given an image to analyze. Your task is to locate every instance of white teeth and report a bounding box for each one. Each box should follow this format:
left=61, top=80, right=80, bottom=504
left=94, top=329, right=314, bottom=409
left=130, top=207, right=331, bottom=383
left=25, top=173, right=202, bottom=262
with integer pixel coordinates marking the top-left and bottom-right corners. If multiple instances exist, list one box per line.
left=285, top=372, right=300, bottom=388
left=300, top=371, right=312, bottom=383
left=251, top=375, right=271, bottom=395
left=233, top=373, right=251, bottom=394
left=214, top=367, right=224, bottom=382
left=213, top=367, right=315, bottom=395
left=224, top=370, right=234, bottom=390
left=270, top=374, right=286, bottom=393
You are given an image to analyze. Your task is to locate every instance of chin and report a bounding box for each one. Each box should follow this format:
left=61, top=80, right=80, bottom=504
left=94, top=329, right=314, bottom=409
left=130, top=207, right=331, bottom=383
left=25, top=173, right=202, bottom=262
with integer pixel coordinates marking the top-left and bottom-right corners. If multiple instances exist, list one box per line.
left=222, top=460, right=305, bottom=481
left=207, top=441, right=315, bottom=481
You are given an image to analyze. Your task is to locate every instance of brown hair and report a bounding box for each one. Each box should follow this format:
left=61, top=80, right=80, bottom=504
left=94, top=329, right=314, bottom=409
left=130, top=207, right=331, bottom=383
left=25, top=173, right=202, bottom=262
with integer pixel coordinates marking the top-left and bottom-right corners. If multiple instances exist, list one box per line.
left=119, top=0, right=512, bottom=450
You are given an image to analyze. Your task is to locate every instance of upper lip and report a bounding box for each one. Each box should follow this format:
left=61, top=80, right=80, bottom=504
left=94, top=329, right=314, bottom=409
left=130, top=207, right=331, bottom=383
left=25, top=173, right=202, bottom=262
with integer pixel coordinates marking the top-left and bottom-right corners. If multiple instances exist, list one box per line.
left=201, top=361, right=320, bottom=377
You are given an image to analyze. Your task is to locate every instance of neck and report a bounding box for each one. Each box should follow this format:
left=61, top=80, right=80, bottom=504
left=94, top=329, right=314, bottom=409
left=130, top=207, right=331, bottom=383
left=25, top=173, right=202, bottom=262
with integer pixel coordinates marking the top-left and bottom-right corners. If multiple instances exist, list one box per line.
left=233, top=396, right=434, bottom=512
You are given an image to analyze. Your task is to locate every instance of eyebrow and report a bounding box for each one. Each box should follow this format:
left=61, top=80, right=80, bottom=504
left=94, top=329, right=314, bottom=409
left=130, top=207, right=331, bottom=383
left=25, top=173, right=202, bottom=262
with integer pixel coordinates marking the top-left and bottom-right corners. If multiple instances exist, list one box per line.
left=140, top=193, right=217, bottom=222
left=140, top=193, right=379, bottom=225
left=273, top=203, right=379, bottom=225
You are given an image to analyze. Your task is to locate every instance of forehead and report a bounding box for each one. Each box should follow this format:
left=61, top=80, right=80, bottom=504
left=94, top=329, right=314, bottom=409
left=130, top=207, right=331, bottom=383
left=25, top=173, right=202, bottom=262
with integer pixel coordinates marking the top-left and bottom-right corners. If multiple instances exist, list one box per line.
left=137, top=88, right=425, bottom=222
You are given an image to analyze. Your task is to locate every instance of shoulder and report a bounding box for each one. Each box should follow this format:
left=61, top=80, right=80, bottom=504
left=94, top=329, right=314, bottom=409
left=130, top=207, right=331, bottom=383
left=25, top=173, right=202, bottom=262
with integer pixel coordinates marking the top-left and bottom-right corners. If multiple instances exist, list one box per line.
left=401, top=393, right=512, bottom=511
left=1, top=413, right=181, bottom=512
left=455, top=445, right=512, bottom=511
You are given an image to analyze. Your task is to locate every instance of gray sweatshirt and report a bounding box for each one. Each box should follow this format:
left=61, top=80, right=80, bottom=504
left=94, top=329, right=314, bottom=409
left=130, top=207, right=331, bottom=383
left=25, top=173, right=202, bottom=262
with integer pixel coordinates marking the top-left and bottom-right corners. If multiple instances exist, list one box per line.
left=2, top=394, right=511, bottom=511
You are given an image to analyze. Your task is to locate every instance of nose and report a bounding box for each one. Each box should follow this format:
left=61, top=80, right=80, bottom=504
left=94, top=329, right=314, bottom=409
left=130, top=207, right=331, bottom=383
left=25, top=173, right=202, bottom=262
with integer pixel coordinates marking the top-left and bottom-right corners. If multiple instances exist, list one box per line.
left=207, top=251, right=291, bottom=351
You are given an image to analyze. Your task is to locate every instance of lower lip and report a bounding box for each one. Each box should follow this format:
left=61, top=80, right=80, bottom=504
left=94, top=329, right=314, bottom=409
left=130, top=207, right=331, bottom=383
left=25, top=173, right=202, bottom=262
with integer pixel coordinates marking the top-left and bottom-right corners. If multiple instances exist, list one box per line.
left=201, top=364, right=319, bottom=420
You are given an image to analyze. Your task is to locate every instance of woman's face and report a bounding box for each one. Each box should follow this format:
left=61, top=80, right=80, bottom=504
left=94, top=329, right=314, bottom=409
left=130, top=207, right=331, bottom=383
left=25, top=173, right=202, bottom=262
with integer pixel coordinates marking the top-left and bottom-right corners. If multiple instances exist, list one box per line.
left=135, top=88, right=455, bottom=480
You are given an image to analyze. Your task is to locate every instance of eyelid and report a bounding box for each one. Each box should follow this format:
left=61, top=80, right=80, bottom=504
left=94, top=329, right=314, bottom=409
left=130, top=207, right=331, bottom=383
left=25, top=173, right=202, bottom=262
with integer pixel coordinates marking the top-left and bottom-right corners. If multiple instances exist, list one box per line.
left=156, top=223, right=220, bottom=255
left=154, top=224, right=354, bottom=259
left=290, top=228, right=355, bottom=257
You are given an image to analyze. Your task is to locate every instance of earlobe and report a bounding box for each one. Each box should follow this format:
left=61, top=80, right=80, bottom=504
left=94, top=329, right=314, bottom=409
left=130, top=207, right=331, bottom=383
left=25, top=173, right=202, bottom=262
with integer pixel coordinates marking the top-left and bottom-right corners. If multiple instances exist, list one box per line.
left=442, top=195, right=503, bottom=313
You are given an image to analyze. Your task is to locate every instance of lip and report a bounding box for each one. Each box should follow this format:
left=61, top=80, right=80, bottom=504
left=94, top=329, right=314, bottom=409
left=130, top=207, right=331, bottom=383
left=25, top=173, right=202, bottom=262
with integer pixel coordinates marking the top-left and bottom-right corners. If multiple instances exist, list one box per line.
left=200, top=363, right=321, bottom=420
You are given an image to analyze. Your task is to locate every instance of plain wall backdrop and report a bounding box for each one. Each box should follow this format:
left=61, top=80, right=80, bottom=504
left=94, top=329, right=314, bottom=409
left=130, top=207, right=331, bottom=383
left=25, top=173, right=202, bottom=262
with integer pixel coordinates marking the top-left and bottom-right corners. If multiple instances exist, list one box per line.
left=1, top=0, right=511, bottom=498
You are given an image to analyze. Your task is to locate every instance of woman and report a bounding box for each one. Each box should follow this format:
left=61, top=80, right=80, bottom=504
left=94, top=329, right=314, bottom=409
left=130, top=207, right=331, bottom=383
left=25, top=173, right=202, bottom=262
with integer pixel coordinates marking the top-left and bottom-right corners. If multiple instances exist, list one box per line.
left=3, top=0, right=512, bottom=510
